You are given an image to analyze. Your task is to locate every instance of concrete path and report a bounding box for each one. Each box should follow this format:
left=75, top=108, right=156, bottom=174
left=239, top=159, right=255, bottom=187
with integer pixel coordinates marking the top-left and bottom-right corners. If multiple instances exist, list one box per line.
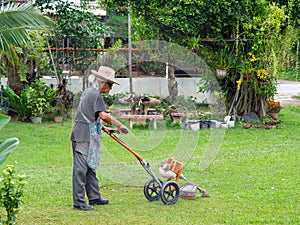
left=275, top=80, right=300, bottom=106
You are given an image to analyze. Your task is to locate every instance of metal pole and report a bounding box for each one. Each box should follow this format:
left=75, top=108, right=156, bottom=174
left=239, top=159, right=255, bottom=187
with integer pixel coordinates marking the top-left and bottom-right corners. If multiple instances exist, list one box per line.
left=128, top=2, right=133, bottom=94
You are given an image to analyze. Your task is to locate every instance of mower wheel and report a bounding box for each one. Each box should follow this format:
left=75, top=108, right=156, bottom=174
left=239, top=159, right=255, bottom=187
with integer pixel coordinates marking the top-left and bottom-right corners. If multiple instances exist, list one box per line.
left=161, top=181, right=180, bottom=205
left=144, top=178, right=163, bottom=201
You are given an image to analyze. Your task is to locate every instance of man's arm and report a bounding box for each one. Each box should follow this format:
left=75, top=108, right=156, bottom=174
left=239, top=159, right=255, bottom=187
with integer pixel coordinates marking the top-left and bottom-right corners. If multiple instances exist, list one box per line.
left=98, top=111, right=128, bottom=134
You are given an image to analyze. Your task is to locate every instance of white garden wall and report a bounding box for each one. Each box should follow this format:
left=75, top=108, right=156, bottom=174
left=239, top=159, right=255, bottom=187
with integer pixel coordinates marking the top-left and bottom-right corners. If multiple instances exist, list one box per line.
left=1, top=77, right=212, bottom=102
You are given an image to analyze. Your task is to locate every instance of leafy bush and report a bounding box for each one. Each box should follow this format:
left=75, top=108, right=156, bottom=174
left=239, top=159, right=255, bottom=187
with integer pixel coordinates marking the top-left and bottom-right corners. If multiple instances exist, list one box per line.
left=0, top=115, right=19, bottom=166
left=0, top=88, right=31, bottom=120
left=1, top=80, right=57, bottom=121
left=0, top=115, right=25, bottom=224
left=0, top=164, right=26, bottom=225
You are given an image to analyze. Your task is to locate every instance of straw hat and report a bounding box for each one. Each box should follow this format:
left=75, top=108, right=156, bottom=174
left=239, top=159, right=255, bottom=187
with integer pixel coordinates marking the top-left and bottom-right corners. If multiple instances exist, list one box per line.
left=91, top=66, right=119, bottom=85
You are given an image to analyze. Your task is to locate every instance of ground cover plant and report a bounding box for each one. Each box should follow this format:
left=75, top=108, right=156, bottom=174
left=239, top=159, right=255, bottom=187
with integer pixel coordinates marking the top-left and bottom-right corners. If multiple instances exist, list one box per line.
left=0, top=106, right=299, bottom=224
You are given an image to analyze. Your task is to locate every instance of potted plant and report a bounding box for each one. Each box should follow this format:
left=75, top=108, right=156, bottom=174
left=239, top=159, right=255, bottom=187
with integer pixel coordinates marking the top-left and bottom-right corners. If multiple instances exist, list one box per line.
left=52, top=103, right=64, bottom=123
left=26, top=80, right=54, bottom=123
left=215, top=50, right=231, bottom=79
left=28, top=97, right=48, bottom=123
left=266, top=99, right=282, bottom=119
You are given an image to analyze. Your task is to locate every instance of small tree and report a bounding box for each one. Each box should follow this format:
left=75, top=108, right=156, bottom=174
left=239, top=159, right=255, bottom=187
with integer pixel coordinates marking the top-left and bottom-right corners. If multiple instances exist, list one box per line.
left=0, top=164, right=27, bottom=225
left=35, top=0, right=109, bottom=88
left=0, top=2, right=53, bottom=94
left=0, top=115, right=25, bottom=225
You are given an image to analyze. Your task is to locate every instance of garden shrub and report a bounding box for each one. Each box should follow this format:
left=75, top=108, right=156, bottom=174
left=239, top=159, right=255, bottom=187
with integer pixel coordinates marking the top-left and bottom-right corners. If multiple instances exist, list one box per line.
left=1, top=80, right=57, bottom=121
left=0, top=164, right=26, bottom=225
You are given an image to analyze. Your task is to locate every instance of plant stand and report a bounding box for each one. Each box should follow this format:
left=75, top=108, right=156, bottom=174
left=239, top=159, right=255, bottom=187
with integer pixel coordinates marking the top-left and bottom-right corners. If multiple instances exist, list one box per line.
left=120, top=114, right=163, bottom=130
left=171, top=112, right=185, bottom=124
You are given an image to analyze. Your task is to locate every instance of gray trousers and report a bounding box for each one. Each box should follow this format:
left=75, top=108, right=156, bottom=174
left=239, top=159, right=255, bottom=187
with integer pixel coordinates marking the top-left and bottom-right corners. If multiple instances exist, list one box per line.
left=72, top=141, right=101, bottom=206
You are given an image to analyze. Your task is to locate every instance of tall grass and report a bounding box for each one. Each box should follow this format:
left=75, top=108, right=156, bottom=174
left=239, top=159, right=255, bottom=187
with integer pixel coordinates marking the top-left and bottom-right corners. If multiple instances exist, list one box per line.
left=1, top=106, right=299, bottom=224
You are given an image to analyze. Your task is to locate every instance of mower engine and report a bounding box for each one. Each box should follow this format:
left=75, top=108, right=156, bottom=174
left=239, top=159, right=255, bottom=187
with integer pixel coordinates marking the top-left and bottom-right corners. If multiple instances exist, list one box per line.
left=159, top=158, right=183, bottom=179
left=159, top=157, right=210, bottom=199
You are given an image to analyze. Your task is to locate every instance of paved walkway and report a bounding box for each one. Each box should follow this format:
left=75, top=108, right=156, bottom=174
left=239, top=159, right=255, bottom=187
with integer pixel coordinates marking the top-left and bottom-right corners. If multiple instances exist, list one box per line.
left=275, top=80, right=300, bottom=106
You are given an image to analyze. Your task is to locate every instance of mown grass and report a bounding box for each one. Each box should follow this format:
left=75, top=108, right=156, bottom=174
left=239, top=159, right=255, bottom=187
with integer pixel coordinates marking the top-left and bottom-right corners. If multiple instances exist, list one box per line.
left=1, top=106, right=300, bottom=225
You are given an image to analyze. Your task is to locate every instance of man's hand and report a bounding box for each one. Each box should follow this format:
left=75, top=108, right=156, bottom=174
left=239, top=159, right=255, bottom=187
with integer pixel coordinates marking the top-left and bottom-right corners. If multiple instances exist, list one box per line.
left=116, top=125, right=129, bottom=134
left=102, top=126, right=112, bottom=134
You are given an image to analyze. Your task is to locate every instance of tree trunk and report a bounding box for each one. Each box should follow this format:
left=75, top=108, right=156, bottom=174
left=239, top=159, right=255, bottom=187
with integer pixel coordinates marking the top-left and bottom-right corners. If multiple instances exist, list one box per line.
left=5, top=59, right=22, bottom=95
left=167, top=64, right=178, bottom=103
left=227, top=82, right=266, bottom=118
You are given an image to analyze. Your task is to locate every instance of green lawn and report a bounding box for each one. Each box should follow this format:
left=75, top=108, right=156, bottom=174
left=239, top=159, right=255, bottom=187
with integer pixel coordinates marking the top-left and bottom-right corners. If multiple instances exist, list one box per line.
left=1, top=106, right=299, bottom=224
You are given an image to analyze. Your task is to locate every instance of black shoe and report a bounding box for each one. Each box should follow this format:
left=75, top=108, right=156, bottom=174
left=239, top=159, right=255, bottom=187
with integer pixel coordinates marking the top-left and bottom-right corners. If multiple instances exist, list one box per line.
left=89, top=198, right=109, bottom=205
left=74, top=205, right=94, bottom=211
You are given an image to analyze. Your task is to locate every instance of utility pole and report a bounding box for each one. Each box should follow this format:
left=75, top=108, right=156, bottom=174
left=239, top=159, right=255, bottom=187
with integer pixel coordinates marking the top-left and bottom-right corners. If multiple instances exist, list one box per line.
left=128, top=1, right=133, bottom=94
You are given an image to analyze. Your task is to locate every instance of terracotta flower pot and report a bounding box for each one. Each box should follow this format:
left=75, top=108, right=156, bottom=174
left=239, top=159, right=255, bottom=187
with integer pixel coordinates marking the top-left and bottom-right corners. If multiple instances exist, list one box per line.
left=54, top=116, right=63, bottom=123
left=216, top=69, right=227, bottom=79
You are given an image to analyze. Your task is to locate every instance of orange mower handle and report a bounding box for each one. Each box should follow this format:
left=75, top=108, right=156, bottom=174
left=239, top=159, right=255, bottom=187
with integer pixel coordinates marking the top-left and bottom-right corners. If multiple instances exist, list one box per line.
left=102, top=127, right=144, bottom=162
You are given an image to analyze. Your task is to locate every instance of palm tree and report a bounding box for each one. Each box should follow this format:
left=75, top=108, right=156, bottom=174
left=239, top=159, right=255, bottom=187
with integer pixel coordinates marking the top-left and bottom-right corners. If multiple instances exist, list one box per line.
left=0, top=2, right=53, bottom=92
left=0, top=2, right=53, bottom=63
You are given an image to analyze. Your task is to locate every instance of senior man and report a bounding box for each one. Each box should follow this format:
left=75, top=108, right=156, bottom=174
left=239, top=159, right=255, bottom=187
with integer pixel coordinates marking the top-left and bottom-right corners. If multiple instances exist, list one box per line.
left=70, top=66, right=128, bottom=211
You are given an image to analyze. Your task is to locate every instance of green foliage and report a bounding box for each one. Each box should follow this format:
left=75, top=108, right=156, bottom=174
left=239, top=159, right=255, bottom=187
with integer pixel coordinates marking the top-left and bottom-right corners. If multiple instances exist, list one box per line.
left=106, top=10, right=128, bottom=39
left=0, top=88, right=30, bottom=120
left=100, top=0, right=299, bottom=118
left=0, top=2, right=53, bottom=65
left=278, top=70, right=300, bottom=81
left=17, top=30, right=51, bottom=78
left=52, top=81, right=75, bottom=117
left=0, top=164, right=26, bottom=225
left=173, top=95, right=197, bottom=111
left=102, top=93, right=119, bottom=107
left=0, top=115, right=22, bottom=224
left=1, top=80, right=57, bottom=120
left=26, top=80, right=57, bottom=117
left=100, top=0, right=261, bottom=44
left=0, top=137, right=19, bottom=167
left=27, top=97, right=47, bottom=117
left=214, top=47, right=234, bottom=70
left=140, top=61, right=166, bottom=75
left=35, top=0, right=109, bottom=79
left=0, top=115, right=19, bottom=166
left=107, top=39, right=130, bottom=76
left=238, top=3, right=291, bottom=100
left=35, top=0, right=108, bottom=48
left=51, top=104, right=64, bottom=117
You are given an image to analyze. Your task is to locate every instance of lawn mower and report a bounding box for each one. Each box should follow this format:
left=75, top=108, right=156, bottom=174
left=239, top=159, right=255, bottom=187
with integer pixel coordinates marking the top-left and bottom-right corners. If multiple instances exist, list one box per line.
left=102, top=127, right=209, bottom=205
